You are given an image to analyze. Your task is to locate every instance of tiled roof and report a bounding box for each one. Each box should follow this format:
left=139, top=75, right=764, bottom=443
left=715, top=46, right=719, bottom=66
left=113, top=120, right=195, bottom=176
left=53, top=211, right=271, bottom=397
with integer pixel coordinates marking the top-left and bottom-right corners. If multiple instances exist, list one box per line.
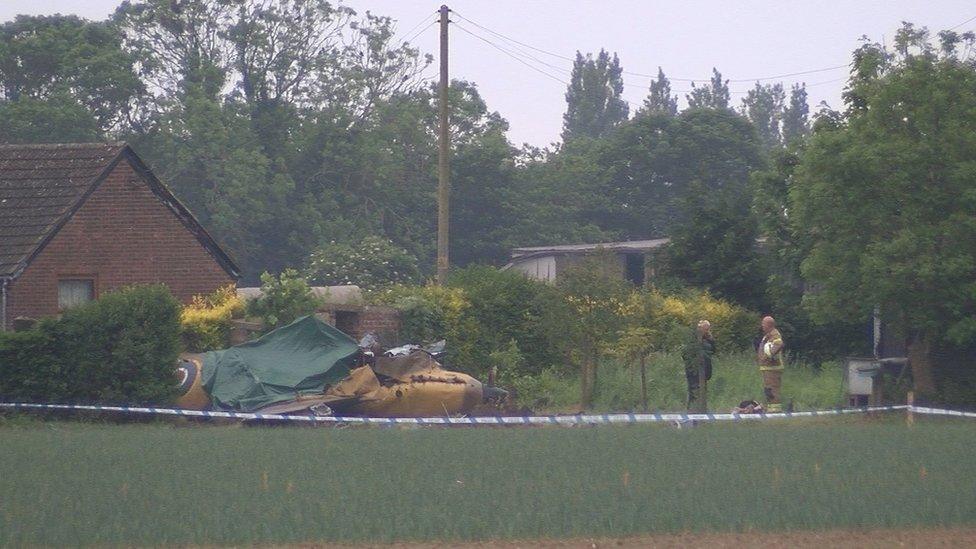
left=0, top=143, right=125, bottom=278
left=0, top=142, right=240, bottom=280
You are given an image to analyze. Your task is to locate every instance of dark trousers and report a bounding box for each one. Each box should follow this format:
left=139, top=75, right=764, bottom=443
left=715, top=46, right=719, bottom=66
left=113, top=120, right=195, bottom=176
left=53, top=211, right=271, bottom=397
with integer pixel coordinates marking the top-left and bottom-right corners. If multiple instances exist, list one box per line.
left=686, top=370, right=705, bottom=412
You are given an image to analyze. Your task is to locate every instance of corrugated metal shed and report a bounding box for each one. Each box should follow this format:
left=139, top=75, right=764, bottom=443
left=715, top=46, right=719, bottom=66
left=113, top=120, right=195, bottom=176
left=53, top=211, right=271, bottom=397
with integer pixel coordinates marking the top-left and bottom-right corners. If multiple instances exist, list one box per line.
left=503, top=239, right=670, bottom=284
left=510, top=238, right=671, bottom=258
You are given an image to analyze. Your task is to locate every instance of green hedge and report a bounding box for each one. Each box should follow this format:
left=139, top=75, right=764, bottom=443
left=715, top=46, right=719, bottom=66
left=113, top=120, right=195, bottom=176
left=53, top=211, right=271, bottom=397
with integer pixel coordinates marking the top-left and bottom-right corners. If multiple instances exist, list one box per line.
left=0, top=285, right=181, bottom=404
left=370, top=266, right=566, bottom=377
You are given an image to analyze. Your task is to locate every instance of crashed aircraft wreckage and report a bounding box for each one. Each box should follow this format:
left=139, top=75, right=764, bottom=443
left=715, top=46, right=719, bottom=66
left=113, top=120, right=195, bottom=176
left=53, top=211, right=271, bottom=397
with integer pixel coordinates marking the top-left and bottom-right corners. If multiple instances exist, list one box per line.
left=175, top=315, right=506, bottom=417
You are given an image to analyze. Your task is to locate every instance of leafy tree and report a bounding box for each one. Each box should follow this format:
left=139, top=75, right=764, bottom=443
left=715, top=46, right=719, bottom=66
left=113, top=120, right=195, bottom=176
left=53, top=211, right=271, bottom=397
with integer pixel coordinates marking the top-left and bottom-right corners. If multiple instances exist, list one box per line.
left=740, top=82, right=785, bottom=150
left=641, top=67, right=677, bottom=117
left=114, top=0, right=434, bottom=280
left=526, top=103, right=764, bottom=256
left=505, top=140, right=617, bottom=249
left=637, top=108, right=766, bottom=307
left=781, top=83, right=810, bottom=145
left=686, top=68, right=730, bottom=110
left=440, top=82, right=521, bottom=267
left=750, top=148, right=869, bottom=361
left=665, top=108, right=763, bottom=202
left=791, top=25, right=976, bottom=396
left=561, top=49, right=628, bottom=141
left=602, top=107, right=763, bottom=237
left=0, top=94, right=102, bottom=143
left=593, top=113, right=676, bottom=238
left=0, top=14, right=142, bottom=142
left=556, top=251, right=632, bottom=408
left=667, top=188, right=766, bottom=309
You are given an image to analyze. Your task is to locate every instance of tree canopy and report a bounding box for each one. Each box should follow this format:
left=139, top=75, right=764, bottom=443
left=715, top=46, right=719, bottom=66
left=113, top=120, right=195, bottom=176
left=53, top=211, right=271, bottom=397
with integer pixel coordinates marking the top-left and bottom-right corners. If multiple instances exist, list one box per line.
left=4, top=6, right=973, bottom=397
left=791, top=26, right=976, bottom=393
left=561, top=49, right=628, bottom=142
left=641, top=67, right=678, bottom=117
left=0, top=14, right=142, bottom=142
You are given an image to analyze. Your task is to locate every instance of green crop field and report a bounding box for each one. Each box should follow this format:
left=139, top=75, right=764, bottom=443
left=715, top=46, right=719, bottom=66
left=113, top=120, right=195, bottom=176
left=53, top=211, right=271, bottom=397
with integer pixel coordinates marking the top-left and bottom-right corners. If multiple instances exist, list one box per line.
left=1, top=415, right=975, bottom=546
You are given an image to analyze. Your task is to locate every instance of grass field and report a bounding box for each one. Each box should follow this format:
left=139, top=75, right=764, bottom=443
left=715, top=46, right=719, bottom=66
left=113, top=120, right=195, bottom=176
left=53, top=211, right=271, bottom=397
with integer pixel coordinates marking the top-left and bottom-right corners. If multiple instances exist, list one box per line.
left=510, top=351, right=846, bottom=413
left=1, top=415, right=975, bottom=546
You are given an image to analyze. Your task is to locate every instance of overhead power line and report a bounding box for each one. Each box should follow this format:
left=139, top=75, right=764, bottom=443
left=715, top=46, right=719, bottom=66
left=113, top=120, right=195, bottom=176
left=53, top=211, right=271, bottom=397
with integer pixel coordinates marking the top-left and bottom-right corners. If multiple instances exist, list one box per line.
left=452, top=10, right=850, bottom=85
left=805, top=76, right=848, bottom=87
left=453, top=23, right=570, bottom=86
left=455, top=21, right=797, bottom=97
left=949, top=14, right=976, bottom=31
left=401, top=19, right=439, bottom=45
left=455, top=23, right=652, bottom=112
left=395, top=11, right=438, bottom=44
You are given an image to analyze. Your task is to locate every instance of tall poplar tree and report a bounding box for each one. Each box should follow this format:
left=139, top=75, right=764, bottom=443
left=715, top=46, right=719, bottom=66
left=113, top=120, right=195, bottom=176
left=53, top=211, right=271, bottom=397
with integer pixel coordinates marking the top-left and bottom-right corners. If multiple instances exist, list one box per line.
left=642, top=67, right=678, bottom=116
left=561, top=49, right=629, bottom=141
left=686, top=68, right=730, bottom=110
left=781, top=83, right=810, bottom=145
left=741, top=82, right=785, bottom=150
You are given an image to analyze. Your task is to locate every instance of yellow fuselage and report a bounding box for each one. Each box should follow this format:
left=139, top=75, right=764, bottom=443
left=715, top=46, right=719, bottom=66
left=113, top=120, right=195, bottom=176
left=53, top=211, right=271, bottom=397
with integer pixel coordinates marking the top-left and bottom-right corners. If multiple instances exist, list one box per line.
left=175, top=355, right=485, bottom=417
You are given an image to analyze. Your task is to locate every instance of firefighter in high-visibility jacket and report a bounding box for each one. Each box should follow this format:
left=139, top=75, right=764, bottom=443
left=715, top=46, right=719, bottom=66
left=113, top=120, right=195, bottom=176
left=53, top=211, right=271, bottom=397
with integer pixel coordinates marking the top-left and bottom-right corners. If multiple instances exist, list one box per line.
left=757, top=316, right=785, bottom=412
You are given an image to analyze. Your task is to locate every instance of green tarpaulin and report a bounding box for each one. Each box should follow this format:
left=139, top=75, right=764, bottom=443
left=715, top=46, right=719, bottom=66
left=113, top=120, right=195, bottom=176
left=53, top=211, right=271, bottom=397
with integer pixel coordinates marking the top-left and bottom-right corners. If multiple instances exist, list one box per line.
left=200, top=315, right=360, bottom=412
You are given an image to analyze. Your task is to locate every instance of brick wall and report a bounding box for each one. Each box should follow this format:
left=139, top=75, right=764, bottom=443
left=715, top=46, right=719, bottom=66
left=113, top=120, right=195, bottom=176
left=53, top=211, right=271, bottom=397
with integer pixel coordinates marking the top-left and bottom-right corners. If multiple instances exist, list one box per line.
left=6, top=159, right=235, bottom=321
left=346, top=306, right=401, bottom=346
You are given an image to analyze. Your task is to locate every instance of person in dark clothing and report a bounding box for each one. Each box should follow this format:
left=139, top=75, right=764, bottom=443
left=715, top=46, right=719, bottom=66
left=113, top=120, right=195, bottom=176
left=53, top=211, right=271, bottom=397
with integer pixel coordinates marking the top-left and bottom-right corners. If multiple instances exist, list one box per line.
left=682, top=320, right=715, bottom=412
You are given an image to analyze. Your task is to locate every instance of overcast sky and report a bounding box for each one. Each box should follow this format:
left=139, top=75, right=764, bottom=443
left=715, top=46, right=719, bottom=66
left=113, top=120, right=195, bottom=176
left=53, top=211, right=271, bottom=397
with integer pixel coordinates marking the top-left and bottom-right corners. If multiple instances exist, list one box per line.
left=2, top=1, right=974, bottom=146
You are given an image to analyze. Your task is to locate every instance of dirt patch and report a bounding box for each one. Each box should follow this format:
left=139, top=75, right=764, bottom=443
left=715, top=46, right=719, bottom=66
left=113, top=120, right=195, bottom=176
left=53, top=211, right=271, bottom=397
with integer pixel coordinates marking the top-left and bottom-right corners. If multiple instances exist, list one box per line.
left=311, top=527, right=976, bottom=549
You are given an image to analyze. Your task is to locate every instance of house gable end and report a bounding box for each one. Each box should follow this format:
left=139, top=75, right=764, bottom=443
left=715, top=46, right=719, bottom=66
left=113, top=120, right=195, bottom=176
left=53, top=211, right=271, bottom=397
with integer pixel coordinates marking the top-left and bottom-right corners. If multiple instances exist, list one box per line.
left=118, top=147, right=241, bottom=280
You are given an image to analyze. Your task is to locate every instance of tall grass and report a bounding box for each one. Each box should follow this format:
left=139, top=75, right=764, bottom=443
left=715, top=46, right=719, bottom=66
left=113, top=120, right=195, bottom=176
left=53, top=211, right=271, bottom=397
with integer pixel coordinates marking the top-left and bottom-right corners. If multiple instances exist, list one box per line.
left=0, top=417, right=974, bottom=546
left=510, top=350, right=845, bottom=413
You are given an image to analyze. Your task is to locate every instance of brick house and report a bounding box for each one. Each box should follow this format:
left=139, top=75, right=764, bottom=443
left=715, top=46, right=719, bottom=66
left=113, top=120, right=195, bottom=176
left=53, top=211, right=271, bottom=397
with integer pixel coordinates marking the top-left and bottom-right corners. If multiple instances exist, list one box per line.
left=0, top=143, right=240, bottom=330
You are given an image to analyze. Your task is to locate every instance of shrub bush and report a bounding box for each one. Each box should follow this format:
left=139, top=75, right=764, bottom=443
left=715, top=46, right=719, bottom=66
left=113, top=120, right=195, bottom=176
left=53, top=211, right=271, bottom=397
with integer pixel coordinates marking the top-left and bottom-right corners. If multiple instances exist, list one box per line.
left=369, top=283, right=478, bottom=368
left=245, top=269, right=324, bottom=330
left=450, top=266, right=568, bottom=375
left=0, top=285, right=182, bottom=404
left=180, top=285, right=243, bottom=352
left=0, top=328, right=65, bottom=401
left=305, top=235, right=420, bottom=290
left=371, top=264, right=760, bottom=393
left=371, top=267, right=572, bottom=377
left=620, top=289, right=757, bottom=354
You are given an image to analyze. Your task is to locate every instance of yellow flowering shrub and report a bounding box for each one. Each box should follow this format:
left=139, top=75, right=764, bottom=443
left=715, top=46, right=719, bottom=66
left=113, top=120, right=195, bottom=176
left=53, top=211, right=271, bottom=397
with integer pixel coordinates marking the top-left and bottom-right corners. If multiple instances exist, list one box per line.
left=180, top=285, right=244, bottom=352
left=617, top=289, right=756, bottom=356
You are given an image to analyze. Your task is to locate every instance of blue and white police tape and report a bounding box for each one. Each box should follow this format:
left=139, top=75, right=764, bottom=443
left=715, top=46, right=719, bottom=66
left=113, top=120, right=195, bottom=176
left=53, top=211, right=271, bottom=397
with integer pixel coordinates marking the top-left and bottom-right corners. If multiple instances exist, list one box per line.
left=1, top=401, right=959, bottom=425
left=908, top=405, right=976, bottom=419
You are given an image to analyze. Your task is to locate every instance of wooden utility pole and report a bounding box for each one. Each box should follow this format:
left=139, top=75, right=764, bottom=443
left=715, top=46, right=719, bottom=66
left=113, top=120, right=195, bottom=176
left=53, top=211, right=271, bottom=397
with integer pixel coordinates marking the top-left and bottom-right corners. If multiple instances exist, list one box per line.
left=436, top=4, right=450, bottom=285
